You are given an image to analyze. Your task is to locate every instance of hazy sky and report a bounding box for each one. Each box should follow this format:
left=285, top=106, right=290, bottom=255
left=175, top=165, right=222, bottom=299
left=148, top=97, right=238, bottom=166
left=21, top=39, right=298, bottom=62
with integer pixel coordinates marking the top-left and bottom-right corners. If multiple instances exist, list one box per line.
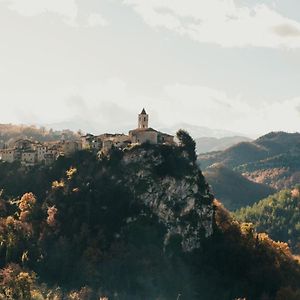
left=1, top=0, right=300, bottom=137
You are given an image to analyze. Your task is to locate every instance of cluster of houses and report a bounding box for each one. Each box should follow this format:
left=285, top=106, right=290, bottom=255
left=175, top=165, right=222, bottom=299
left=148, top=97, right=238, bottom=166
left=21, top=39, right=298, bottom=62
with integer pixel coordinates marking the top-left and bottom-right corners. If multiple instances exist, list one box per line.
left=0, top=139, right=81, bottom=166
left=0, top=109, right=175, bottom=166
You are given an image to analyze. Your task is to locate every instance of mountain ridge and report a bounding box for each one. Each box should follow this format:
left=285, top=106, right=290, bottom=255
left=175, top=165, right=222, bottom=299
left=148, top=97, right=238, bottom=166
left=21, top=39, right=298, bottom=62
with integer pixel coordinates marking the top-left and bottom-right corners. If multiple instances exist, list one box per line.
left=198, top=131, right=300, bottom=192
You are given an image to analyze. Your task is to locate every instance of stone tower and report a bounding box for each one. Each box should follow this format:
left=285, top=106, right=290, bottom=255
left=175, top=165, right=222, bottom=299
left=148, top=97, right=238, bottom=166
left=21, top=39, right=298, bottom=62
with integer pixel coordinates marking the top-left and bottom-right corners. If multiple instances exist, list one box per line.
left=138, top=108, right=149, bottom=129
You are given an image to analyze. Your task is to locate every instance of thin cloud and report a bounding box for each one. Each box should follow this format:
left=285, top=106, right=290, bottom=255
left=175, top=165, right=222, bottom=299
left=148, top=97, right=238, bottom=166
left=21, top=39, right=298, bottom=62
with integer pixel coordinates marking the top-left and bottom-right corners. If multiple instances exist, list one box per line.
left=273, top=24, right=300, bottom=37
left=162, top=83, right=300, bottom=135
left=123, top=0, right=300, bottom=48
left=1, top=77, right=300, bottom=136
left=0, top=0, right=78, bottom=23
left=86, top=13, right=109, bottom=27
left=0, top=0, right=108, bottom=27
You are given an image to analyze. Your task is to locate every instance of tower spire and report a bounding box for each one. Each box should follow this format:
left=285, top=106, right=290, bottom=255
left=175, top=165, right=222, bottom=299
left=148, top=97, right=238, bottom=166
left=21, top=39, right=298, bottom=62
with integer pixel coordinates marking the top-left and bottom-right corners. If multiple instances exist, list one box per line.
left=138, top=108, right=149, bottom=129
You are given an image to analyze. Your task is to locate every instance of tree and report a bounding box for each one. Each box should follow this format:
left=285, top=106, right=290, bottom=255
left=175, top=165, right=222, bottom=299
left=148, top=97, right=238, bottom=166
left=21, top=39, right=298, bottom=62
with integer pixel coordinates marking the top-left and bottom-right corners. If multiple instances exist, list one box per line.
left=176, top=129, right=197, bottom=162
left=0, top=264, right=35, bottom=300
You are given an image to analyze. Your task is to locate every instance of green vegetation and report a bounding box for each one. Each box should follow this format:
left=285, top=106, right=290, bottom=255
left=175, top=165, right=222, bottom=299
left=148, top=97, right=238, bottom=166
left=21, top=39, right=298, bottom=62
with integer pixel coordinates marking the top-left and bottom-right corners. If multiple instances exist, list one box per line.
left=198, top=132, right=300, bottom=203
left=0, top=132, right=299, bottom=299
left=203, top=164, right=275, bottom=210
left=177, top=129, right=197, bottom=162
left=235, top=187, right=300, bottom=254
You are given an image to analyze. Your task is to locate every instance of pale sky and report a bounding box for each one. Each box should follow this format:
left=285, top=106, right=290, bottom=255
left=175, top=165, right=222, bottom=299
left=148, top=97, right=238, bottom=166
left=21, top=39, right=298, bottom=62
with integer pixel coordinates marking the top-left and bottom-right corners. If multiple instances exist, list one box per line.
left=1, top=0, right=300, bottom=137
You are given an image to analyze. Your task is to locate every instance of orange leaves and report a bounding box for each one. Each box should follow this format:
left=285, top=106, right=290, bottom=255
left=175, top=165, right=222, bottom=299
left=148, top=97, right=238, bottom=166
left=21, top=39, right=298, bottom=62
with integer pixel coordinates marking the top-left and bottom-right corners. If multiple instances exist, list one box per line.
left=291, top=188, right=300, bottom=199
left=18, top=193, right=36, bottom=212
left=46, top=206, right=58, bottom=228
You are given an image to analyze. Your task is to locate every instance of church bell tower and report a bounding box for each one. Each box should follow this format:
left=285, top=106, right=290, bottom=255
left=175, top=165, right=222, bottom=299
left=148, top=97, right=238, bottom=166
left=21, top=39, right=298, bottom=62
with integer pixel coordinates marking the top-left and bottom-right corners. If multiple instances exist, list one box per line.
left=138, top=108, right=149, bottom=129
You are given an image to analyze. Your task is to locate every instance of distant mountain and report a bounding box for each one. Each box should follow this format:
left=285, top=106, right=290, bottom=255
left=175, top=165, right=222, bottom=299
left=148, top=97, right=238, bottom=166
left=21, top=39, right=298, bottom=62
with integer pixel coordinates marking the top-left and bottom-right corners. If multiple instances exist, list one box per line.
left=199, top=141, right=269, bottom=169
left=198, top=131, right=300, bottom=191
left=203, top=163, right=275, bottom=210
left=196, top=136, right=252, bottom=154
left=159, top=123, right=246, bottom=139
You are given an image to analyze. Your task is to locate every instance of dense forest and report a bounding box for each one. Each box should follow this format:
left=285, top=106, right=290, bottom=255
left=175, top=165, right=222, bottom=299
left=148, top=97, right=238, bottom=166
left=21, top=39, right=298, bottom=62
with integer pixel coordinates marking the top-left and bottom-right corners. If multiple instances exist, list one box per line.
left=0, top=131, right=299, bottom=299
left=235, top=187, right=300, bottom=254
left=197, top=132, right=300, bottom=216
left=203, top=163, right=275, bottom=210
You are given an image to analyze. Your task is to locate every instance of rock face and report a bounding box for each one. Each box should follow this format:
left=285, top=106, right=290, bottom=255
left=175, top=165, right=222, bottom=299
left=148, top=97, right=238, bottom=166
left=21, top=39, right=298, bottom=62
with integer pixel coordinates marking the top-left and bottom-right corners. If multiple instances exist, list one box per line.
left=122, top=145, right=215, bottom=252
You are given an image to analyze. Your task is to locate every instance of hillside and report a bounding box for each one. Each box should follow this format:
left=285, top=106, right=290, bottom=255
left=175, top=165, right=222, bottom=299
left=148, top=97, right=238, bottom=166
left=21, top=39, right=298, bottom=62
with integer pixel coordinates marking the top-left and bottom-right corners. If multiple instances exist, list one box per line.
left=199, top=141, right=269, bottom=169
left=198, top=131, right=300, bottom=192
left=235, top=187, right=300, bottom=254
left=203, top=164, right=275, bottom=210
left=196, top=136, right=252, bottom=154
left=0, top=124, right=79, bottom=147
left=0, top=136, right=299, bottom=299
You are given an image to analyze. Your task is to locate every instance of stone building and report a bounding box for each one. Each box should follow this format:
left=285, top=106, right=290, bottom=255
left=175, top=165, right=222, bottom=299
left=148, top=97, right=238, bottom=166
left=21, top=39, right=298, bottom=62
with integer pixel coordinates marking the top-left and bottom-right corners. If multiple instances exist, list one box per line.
left=32, top=143, right=60, bottom=164
left=14, top=139, right=35, bottom=151
left=59, top=140, right=82, bottom=156
left=21, top=150, right=37, bottom=166
left=0, top=148, right=17, bottom=163
left=129, top=109, right=174, bottom=145
left=37, top=145, right=48, bottom=162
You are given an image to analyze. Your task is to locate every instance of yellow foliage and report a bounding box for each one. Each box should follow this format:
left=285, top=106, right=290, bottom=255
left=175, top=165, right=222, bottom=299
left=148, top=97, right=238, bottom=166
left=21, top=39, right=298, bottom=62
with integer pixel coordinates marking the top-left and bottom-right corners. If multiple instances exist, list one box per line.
left=16, top=271, right=34, bottom=285
left=258, top=233, right=292, bottom=258
left=66, top=167, right=77, bottom=180
left=21, top=251, right=29, bottom=263
left=240, top=223, right=254, bottom=237
left=52, top=181, right=65, bottom=190
left=31, top=289, right=45, bottom=300
left=67, top=287, right=92, bottom=300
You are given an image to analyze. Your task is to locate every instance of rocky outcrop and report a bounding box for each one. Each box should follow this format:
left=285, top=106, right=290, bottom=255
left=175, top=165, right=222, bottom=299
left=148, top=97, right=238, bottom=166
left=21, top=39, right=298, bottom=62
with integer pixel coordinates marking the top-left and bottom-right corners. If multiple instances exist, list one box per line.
left=122, top=146, right=214, bottom=252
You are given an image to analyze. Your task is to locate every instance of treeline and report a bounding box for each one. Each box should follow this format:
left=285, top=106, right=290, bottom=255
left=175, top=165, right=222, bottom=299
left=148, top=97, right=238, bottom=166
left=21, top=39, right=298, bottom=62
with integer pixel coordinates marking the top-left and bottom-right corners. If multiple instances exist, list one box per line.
left=0, top=124, right=79, bottom=146
left=235, top=187, right=300, bottom=254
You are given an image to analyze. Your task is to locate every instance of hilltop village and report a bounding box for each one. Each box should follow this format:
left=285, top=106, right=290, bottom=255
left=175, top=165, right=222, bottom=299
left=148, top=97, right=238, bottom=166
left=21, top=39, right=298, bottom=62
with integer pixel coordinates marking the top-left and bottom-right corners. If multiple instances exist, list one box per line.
left=0, top=109, right=174, bottom=166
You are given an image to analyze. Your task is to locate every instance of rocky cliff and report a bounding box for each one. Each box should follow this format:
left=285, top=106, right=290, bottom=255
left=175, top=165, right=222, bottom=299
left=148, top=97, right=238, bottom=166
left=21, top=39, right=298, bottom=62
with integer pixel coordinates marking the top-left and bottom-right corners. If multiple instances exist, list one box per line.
left=122, top=145, right=214, bottom=251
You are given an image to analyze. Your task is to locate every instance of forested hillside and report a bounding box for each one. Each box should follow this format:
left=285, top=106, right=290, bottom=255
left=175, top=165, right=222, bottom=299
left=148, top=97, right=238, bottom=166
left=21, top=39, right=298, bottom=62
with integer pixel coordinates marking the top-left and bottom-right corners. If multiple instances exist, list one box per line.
left=0, top=124, right=78, bottom=147
left=198, top=132, right=300, bottom=207
left=199, top=132, right=300, bottom=171
left=195, top=136, right=251, bottom=154
left=203, top=164, right=275, bottom=210
left=0, top=131, right=298, bottom=299
left=235, top=187, right=300, bottom=254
